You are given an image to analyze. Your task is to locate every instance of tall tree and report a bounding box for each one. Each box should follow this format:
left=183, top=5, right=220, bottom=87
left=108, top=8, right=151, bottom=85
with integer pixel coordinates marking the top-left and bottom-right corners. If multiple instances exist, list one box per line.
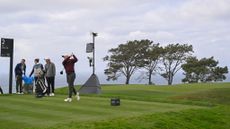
left=103, top=40, right=145, bottom=84
left=182, top=56, right=228, bottom=83
left=141, top=41, right=163, bottom=85
left=160, top=43, right=193, bottom=85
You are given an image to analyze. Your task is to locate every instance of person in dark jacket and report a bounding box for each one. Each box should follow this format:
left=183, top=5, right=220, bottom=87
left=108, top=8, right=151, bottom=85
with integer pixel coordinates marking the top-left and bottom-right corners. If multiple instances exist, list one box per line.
left=14, top=59, right=26, bottom=94
left=62, top=53, right=79, bottom=102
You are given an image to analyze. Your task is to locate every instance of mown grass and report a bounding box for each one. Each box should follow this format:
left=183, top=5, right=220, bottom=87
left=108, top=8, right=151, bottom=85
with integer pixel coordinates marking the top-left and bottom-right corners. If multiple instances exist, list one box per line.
left=62, top=105, right=229, bottom=129
left=0, top=83, right=229, bottom=129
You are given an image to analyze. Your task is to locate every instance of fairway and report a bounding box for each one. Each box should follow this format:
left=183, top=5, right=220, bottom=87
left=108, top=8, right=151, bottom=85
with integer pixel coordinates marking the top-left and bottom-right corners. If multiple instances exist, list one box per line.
left=0, top=83, right=230, bottom=129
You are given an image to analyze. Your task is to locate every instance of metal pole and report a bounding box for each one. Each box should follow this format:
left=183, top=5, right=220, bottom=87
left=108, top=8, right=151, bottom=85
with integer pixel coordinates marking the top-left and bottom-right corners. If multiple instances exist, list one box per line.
left=92, top=32, right=97, bottom=75
left=93, top=34, right=95, bottom=74
left=9, top=42, right=14, bottom=94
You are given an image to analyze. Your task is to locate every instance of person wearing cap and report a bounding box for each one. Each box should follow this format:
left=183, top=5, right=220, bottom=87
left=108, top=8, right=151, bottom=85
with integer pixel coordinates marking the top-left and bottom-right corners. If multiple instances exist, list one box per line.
left=44, top=58, right=56, bottom=96
left=14, top=59, right=26, bottom=94
left=62, top=53, right=78, bottom=102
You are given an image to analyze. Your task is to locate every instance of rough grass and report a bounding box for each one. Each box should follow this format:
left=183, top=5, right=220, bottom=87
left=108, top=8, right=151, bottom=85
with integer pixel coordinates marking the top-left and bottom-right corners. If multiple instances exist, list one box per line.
left=0, top=83, right=229, bottom=129
left=170, top=88, right=230, bottom=105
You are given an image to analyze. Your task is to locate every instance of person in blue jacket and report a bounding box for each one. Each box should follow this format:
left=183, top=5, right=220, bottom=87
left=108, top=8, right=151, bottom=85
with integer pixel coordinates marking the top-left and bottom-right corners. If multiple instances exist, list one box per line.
left=14, top=59, right=26, bottom=94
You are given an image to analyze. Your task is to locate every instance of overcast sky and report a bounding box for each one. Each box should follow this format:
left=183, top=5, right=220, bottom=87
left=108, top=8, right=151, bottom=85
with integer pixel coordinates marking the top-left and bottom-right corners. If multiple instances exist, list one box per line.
left=0, top=0, right=230, bottom=87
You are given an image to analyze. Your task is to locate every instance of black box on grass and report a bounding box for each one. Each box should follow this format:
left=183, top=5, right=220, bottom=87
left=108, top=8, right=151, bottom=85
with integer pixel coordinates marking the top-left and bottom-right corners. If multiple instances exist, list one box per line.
left=111, top=98, right=120, bottom=106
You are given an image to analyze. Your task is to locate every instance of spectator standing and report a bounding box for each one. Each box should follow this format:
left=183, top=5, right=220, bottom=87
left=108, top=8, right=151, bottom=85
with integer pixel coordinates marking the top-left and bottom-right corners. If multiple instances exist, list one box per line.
left=14, top=59, right=26, bottom=94
left=44, top=58, right=56, bottom=96
left=29, top=58, right=44, bottom=82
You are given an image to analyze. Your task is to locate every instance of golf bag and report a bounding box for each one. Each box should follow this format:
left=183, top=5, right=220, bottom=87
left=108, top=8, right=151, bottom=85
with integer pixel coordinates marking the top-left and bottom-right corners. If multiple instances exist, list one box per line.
left=35, top=78, right=47, bottom=98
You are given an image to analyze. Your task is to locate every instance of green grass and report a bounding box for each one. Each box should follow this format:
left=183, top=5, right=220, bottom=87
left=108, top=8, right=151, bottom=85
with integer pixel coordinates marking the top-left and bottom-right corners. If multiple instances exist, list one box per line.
left=0, top=83, right=230, bottom=129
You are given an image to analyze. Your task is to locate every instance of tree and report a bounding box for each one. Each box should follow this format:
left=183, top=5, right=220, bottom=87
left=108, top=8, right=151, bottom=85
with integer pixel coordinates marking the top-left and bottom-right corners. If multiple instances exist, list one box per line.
left=103, top=40, right=146, bottom=84
left=181, top=56, right=201, bottom=83
left=182, top=56, right=228, bottom=83
left=160, top=44, right=193, bottom=85
left=210, top=66, right=228, bottom=82
left=140, top=41, right=163, bottom=85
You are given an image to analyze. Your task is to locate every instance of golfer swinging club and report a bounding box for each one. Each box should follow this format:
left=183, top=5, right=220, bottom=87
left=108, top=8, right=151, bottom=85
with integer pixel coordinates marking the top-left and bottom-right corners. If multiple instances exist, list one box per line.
left=62, top=53, right=80, bottom=102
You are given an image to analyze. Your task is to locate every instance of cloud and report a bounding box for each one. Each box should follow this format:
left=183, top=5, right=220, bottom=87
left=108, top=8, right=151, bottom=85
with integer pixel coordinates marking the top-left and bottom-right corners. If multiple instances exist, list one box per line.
left=128, top=31, right=148, bottom=39
left=0, top=0, right=229, bottom=85
left=180, top=0, right=230, bottom=21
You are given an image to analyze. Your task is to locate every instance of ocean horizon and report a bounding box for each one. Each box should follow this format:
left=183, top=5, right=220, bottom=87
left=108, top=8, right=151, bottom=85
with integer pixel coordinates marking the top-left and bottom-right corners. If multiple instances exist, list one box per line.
left=1, top=72, right=229, bottom=94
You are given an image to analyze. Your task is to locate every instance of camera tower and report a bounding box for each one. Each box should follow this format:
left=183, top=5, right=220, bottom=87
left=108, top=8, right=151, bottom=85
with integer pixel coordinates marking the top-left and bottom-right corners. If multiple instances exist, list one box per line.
left=79, top=32, right=101, bottom=94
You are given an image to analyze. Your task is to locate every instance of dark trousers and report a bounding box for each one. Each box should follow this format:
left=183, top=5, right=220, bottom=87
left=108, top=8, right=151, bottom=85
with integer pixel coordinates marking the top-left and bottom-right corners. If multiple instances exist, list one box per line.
left=16, top=76, right=23, bottom=93
left=67, top=72, right=76, bottom=98
left=46, top=77, right=55, bottom=94
left=0, top=86, right=3, bottom=94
